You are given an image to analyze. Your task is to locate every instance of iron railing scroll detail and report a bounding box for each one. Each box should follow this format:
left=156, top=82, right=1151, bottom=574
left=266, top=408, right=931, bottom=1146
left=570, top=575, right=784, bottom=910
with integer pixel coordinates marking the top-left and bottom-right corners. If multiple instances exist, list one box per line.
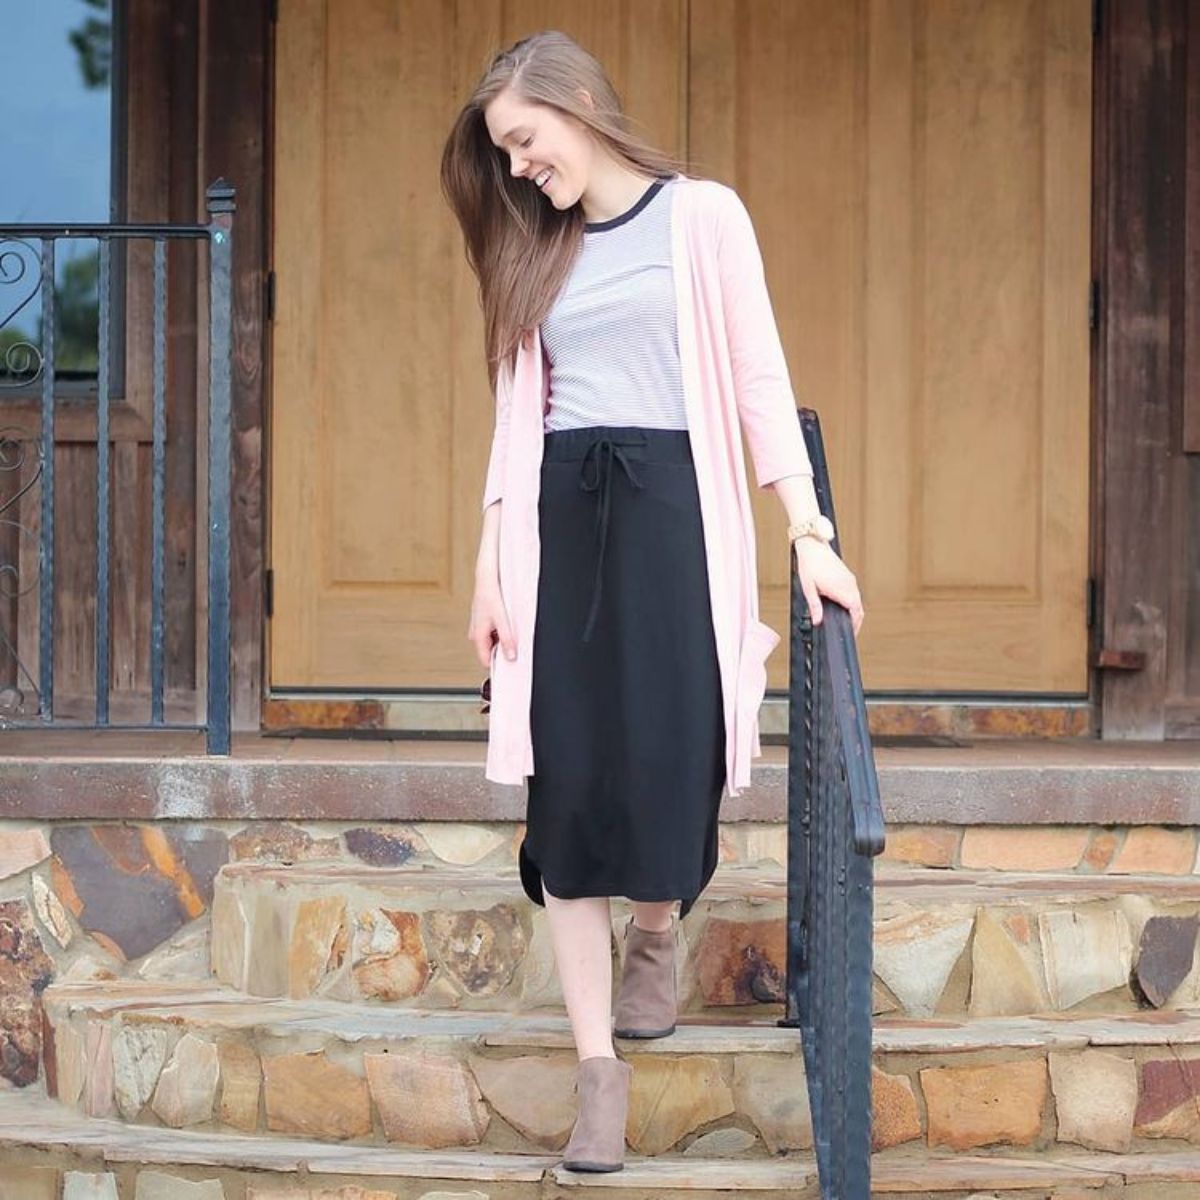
left=780, top=406, right=886, bottom=1200
left=0, top=179, right=235, bottom=754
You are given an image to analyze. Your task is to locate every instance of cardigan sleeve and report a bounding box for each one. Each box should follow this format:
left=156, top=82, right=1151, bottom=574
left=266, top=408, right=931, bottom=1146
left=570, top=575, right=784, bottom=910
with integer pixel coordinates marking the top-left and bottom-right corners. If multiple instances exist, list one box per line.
left=715, top=188, right=814, bottom=488
left=481, top=355, right=514, bottom=512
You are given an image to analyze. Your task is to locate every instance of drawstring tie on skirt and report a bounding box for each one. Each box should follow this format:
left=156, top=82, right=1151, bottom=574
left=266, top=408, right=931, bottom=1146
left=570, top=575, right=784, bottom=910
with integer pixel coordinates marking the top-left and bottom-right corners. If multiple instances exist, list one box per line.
left=578, top=434, right=646, bottom=642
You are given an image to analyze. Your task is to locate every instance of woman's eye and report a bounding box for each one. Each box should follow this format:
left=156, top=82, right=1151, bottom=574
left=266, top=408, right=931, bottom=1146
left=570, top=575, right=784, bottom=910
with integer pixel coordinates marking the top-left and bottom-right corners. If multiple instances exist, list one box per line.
left=521, top=136, right=533, bottom=148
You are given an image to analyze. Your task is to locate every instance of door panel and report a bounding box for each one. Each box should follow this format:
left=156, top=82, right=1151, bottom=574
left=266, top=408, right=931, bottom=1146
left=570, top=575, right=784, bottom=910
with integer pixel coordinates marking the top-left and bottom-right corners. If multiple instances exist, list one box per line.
left=693, top=0, right=1092, bottom=691
left=270, top=0, right=684, bottom=686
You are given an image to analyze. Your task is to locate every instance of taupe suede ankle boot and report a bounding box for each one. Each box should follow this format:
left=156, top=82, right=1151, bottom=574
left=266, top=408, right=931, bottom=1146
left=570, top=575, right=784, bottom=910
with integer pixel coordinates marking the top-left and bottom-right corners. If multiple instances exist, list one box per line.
left=561, top=1055, right=632, bottom=1171
left=613, top=914, right=678, bottom=1038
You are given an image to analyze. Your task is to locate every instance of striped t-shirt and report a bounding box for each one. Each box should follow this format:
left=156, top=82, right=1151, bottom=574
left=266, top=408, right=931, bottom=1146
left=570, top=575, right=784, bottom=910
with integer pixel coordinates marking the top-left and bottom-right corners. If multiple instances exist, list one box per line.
left=541, top=173, right=687, bottom=431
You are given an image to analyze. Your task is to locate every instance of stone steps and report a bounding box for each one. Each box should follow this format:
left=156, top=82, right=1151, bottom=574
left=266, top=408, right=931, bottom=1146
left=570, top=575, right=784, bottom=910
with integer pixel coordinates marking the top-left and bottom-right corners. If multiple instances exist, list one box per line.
left=7, top=1092, right=1200, bottom=1198
left=6, top=739, right=1200, bottom=1196
left=210, top=860, right=1200, bottom=1020
left=40, top=980, right=1200, bottom=1157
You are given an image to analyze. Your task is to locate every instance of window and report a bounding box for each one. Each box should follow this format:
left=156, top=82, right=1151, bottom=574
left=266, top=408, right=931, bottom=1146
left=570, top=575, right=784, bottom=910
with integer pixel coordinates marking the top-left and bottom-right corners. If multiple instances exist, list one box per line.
left=0, top=0, right=126, bottom=391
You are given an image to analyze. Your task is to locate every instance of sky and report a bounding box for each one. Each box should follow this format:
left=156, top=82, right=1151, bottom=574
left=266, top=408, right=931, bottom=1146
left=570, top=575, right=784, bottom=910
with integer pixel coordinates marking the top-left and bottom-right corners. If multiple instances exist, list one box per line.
left=0, top=0, right=113, bottom=224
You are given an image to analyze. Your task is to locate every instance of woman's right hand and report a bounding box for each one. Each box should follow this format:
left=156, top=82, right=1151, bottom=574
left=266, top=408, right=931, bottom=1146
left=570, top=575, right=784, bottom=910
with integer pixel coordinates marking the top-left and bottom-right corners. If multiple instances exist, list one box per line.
left=468, top=577, right=517, bottom=669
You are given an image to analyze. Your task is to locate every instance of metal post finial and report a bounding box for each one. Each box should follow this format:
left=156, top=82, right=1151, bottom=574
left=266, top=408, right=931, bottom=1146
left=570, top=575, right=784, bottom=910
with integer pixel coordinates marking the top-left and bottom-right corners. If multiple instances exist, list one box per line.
left=206, top=179, right=237, bottom=213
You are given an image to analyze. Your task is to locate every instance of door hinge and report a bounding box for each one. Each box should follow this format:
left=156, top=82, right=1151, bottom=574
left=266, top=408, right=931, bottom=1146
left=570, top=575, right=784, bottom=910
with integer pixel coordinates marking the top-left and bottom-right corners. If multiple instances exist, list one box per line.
left=1085, top=576, right=1096, bottom=629
left=265, top=567, right=274, bottom=618
left=1092, top=0, right=1102, bottom=38
left=268, top=0, right=279, bottom=24
left=1088, top=279, right=1100, bottom=332
left=1094, top=647, right=1147, bottom=671
left=265, top=270, right=276, bottom=322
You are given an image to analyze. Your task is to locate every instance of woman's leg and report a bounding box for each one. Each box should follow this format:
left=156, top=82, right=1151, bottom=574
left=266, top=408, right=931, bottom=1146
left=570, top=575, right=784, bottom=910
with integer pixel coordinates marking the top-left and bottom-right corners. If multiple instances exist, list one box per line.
left=543, top=885, right=616, bottom=1059
left=629, top=899, right=675, bottom=932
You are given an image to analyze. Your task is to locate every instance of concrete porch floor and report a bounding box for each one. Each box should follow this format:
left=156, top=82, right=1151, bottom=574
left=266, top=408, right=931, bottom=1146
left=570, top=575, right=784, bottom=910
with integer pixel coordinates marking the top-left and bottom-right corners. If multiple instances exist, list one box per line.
left=0, top=728, right=1196, bottom=825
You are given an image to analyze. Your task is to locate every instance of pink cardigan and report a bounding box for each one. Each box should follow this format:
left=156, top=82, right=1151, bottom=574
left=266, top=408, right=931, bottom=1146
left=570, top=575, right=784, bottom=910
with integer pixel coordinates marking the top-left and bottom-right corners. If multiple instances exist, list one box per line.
left=481, top=174, right=814, bottom=797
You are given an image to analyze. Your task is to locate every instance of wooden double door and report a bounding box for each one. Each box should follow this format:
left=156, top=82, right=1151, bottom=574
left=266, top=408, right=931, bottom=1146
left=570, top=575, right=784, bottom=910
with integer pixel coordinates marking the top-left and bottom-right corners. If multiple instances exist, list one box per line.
left=269, top=0, right=1093, bottom=696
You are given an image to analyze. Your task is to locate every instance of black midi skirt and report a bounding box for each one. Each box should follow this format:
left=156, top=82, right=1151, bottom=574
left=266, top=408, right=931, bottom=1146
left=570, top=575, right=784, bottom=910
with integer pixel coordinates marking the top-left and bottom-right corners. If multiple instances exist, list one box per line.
left=518, top=424, right=726, bottom=921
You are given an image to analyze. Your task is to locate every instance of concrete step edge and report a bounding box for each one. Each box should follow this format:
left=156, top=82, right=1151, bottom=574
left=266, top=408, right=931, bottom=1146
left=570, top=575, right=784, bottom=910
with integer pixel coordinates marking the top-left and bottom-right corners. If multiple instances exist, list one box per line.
left=215, top=859, right=1200, bottom=897
left=43, top=981, right=1200, bottom=1055
left=2, top=1092, right=1200, bottom=1191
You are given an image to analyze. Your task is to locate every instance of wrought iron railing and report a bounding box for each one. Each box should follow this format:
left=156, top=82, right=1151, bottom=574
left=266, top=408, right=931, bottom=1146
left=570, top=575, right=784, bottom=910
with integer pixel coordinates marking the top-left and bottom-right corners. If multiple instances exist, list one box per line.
left=0, top=179, right=234, bottom=753
left=781, top=407, right=886, bottom=1199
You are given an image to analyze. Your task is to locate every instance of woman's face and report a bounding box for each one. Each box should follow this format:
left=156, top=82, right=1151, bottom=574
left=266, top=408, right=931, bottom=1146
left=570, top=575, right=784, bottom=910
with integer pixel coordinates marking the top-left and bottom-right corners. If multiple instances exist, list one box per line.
left=484, top=88, right=594, bottom=211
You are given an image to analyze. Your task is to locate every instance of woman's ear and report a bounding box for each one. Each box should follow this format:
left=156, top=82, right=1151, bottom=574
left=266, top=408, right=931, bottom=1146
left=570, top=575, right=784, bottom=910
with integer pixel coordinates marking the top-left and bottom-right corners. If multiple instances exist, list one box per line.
left=576, top=87, right=595, bottom=112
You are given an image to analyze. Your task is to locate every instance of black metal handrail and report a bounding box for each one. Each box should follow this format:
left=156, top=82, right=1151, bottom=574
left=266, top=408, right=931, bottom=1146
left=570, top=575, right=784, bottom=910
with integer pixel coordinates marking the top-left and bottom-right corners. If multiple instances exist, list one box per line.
left=781, top=406, right=886, bottom=1199
left=0, top=179, right=234, bottom=753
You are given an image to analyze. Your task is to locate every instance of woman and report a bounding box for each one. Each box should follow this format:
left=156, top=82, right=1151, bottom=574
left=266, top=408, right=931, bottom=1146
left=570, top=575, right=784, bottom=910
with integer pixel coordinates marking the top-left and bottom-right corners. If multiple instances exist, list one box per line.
left=441, top=29, right=864, bottom=1173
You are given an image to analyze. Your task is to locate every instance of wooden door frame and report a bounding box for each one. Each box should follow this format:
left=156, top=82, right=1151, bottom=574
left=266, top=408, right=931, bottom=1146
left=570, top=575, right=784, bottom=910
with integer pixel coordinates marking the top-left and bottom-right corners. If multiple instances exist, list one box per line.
left=1090, top=0, right=1198, bottom=738
left=195, top=0, right=271, bottom=733
left=102, top=0, right=272, bottom=733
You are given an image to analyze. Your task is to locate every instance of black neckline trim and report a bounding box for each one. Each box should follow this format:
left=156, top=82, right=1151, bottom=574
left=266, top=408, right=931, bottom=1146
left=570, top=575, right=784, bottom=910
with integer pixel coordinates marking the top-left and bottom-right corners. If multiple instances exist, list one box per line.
left=584, top=176, right=672, bottom=232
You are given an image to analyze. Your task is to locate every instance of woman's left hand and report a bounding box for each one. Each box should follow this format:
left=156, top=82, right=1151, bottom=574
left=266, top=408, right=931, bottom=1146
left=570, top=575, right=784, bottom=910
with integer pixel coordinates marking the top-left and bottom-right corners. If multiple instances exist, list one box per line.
left=792, top=538, right=865, bottom=636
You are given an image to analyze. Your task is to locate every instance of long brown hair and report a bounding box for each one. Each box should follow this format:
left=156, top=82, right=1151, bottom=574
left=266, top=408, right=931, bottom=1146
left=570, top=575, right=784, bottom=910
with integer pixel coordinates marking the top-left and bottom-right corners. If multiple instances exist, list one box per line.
left=440, top=30, right=697, bottom=393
